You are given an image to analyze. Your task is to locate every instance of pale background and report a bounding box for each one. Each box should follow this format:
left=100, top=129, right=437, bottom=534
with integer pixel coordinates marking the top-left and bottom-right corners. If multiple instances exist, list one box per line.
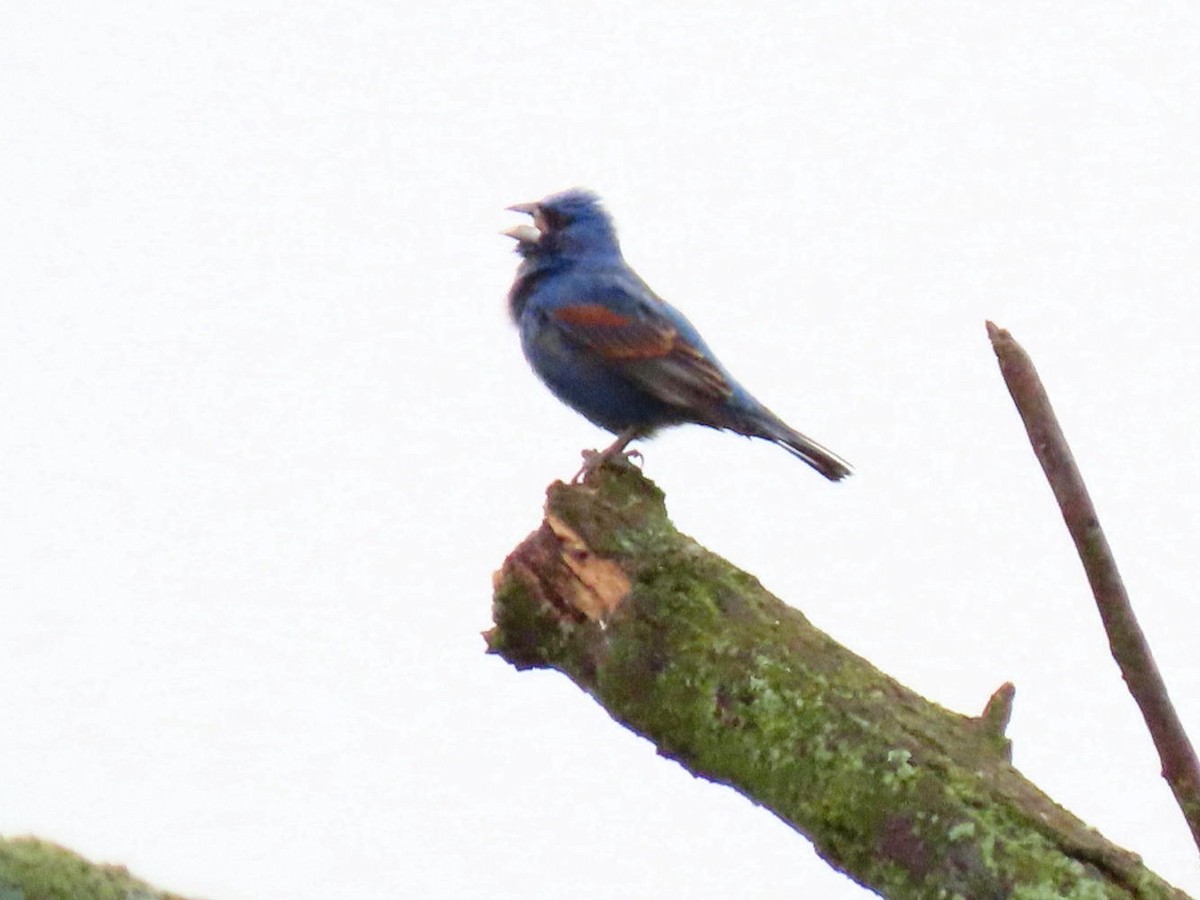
left=3, top=2, right=1199, bottom=897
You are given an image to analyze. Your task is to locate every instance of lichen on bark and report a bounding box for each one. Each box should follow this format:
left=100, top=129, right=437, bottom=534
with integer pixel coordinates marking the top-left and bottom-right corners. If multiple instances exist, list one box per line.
left=487, top=463, right=1188, bottom=900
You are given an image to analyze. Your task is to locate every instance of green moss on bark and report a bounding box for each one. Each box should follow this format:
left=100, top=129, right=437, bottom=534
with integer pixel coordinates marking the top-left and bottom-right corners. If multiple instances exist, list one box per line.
left=488, top=464, right=1187, bottom=900
left=0, top=837, right=192, bottom=900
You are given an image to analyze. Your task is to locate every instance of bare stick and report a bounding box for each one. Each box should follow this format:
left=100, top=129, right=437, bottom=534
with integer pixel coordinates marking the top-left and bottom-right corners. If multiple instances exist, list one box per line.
left=987, top=320, right=1200, bottom=853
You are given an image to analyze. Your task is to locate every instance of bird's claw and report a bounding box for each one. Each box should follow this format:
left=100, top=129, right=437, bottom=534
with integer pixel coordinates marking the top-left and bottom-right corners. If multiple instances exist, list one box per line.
left=571, top=446, right=644, bottom=484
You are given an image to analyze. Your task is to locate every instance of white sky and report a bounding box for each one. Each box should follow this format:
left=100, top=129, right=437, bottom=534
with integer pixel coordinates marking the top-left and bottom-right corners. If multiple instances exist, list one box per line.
left=3, top=2, right=1199, bottom=897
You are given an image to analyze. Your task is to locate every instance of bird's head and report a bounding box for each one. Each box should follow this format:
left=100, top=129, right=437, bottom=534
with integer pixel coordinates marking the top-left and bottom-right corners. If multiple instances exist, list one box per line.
left=504, top=188, right=621, bottom=262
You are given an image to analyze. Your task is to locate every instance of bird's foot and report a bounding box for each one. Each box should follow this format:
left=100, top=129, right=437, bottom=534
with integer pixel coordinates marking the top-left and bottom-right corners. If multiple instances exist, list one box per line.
left=572, top=444, right=643, bottom=484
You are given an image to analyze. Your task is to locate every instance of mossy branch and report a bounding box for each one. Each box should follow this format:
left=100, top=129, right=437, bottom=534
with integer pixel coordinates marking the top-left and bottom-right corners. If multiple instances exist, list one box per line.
left=0, top=835, right=194, bottom=900
left=487, top=465, right=1187, bottom=899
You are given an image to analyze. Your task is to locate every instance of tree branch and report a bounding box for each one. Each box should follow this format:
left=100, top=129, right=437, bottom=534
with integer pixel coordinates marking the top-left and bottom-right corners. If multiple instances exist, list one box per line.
left=987, top=321, right=1200, bottom=855
left=488, top=465, right=1188, bottom=898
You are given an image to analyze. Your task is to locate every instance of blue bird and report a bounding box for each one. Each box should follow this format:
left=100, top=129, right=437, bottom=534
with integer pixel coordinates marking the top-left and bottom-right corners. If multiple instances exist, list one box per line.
left=505, top=188, right=852, bottom=481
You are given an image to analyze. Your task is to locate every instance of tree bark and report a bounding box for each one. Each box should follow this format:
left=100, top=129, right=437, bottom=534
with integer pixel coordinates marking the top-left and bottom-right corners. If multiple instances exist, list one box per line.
left=988, top=322, right=1200, bottom=852
left=487, top=465, right=1188, bottom=900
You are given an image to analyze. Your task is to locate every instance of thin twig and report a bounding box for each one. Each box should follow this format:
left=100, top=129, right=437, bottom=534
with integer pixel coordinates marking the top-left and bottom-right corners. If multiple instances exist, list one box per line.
left=987, top=321, right=1200, bottom=854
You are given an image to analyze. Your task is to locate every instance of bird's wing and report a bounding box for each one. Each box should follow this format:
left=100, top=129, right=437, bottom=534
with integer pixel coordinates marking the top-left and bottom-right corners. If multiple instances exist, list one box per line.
left=547, top=281, right=734, bottom=409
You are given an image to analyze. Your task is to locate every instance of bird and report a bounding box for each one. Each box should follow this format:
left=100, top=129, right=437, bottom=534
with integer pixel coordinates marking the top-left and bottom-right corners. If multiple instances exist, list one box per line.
left=504, top=188, right=852, bottom=482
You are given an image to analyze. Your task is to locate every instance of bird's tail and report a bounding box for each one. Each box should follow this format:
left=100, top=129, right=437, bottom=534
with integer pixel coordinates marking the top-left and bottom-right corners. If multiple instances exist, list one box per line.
left=773, top=427, right=853, bottom=481
left=743, top=406, right=853, bottom=481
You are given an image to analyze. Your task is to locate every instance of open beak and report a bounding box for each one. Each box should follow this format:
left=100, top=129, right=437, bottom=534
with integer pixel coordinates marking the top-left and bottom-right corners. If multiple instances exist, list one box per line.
left=503, top=201, right=547, bottom=243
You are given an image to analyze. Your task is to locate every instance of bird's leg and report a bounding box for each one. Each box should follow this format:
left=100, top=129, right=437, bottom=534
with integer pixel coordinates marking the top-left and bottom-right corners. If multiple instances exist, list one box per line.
left=572, top=428, right=643, bottom=483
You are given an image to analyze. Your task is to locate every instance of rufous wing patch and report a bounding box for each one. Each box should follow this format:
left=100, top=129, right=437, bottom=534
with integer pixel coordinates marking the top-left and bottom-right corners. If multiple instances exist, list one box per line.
left=552, top=304, right=676, bottom=359
left=551, top=304, right=635, bottom=328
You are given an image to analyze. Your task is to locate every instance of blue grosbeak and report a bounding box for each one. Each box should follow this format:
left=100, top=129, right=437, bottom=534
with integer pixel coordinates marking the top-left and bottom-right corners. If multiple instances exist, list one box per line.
left=505, top=189, right=852, bottom=481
